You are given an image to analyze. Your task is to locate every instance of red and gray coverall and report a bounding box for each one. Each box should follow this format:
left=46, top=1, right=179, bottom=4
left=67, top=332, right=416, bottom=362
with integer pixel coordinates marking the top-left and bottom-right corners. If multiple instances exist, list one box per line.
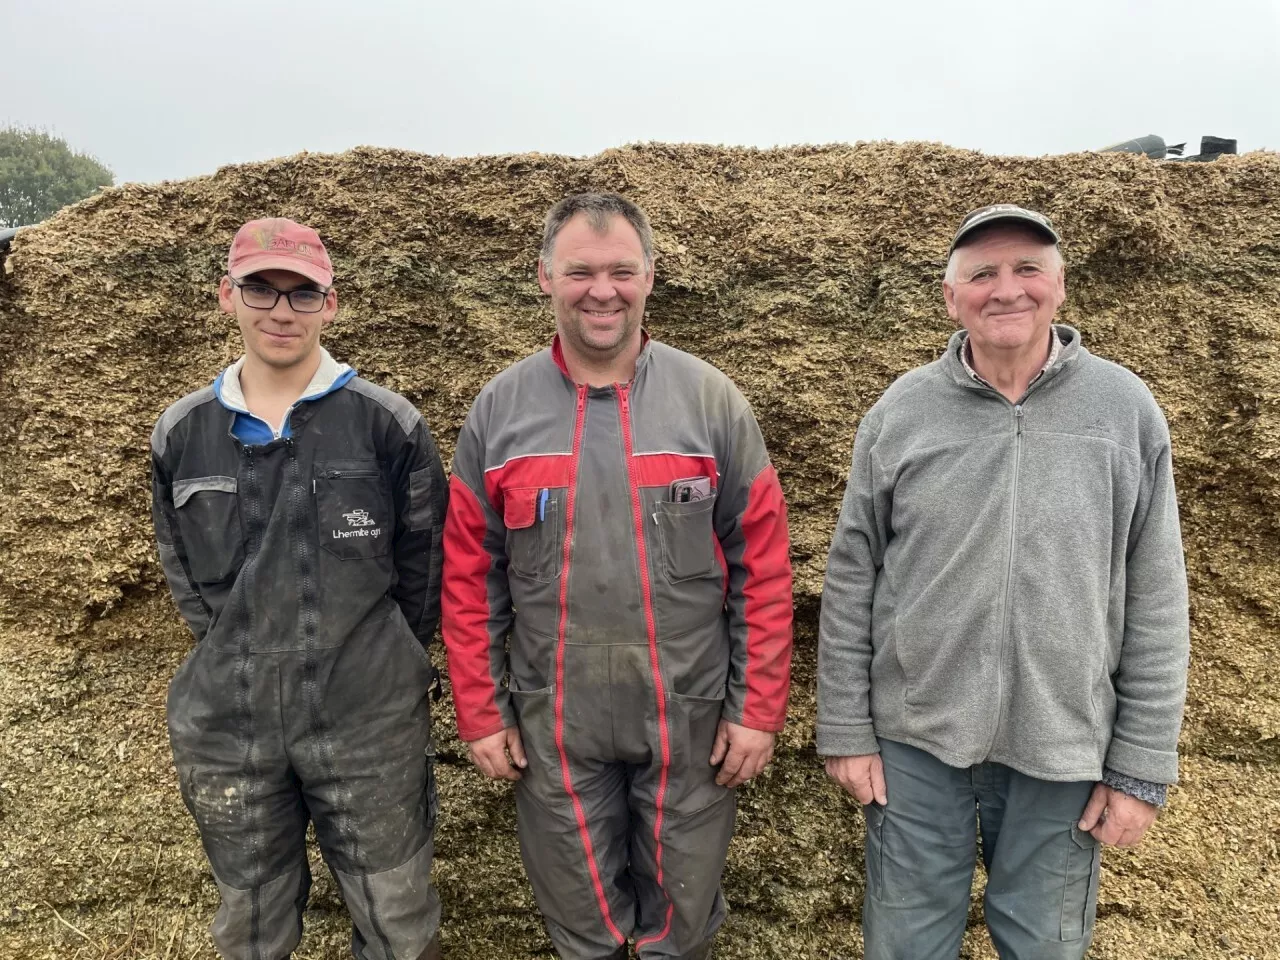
left=442, top=336, right=793, bottom=959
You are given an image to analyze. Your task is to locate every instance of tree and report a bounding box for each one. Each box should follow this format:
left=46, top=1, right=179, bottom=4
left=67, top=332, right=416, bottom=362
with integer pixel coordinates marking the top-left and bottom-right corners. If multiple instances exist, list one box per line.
left=0, top=126, right=114, bottom=228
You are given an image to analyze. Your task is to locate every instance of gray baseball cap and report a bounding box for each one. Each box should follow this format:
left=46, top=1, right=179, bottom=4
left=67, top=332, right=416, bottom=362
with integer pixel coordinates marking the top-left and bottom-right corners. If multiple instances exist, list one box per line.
left=948, top=204, right=1061, bottom=255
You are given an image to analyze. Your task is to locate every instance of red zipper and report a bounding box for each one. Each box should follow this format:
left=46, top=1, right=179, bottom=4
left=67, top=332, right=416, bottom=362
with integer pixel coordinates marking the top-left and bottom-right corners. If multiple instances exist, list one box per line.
left=618, top=383, right=675, bottom=947
left=552, top=385, right=625, bottom=946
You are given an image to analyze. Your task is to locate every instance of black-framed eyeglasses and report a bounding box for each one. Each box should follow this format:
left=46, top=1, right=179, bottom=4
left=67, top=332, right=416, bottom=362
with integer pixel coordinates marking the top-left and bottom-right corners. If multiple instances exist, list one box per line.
left=229, top=277, right=329, bottom=313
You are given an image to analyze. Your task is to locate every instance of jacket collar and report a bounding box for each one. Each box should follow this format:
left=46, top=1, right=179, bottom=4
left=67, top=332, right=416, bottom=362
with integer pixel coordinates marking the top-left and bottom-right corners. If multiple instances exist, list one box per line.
left=214, top=347, right=353, bottom=414
left=550, top=329, right=653, bottom=385
left=943, top=324, right=1081, bottom=394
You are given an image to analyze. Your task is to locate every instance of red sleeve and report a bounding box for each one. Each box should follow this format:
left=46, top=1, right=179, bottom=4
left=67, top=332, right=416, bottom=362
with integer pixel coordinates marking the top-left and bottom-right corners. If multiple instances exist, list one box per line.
left=442, top=472, right=513, bottom=741
left=736, top=465, right=794, bottom=731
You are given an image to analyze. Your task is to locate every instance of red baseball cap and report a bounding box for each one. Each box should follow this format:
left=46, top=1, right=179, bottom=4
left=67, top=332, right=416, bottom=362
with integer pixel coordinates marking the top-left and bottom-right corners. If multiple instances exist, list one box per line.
left=227, top=217, right=334, bottom=287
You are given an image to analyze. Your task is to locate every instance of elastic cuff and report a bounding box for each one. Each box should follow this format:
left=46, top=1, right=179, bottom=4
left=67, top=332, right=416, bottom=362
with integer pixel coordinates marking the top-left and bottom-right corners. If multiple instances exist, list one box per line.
left=1102, top=767, right=1168, bottom=807
left=733, top=708, right=786, bottom=733
left=456, top=719, right=509, bottom=743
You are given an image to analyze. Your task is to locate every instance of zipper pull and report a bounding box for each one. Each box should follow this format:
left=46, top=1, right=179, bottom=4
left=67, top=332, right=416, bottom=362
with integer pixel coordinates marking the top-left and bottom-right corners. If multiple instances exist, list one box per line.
left=1015, top=405, right=1024, bottom=435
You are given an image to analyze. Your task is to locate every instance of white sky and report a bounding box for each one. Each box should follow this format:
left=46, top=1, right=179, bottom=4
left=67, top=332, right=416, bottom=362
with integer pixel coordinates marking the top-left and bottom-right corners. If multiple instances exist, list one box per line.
left=5, top=0, right=1279, bottom=185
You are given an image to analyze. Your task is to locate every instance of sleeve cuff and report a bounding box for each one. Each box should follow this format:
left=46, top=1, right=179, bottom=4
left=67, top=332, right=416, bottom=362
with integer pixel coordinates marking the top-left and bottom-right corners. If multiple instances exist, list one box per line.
left=1102, top=767, right=1169, bottom=807
left=1104, top=737, right=1180, bottom=785
left=815, top=723, right=880, bottom=757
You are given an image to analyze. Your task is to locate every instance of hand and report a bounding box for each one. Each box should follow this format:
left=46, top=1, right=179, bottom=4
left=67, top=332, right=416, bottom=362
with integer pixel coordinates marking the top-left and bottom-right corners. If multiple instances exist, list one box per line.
left=466, top=727, right=527, bottom=781
left=825, top=753, right=888, bottom=806
left=1078, top=782, right=1159, bottom=847
left=710, top=720, right=776, bottom=787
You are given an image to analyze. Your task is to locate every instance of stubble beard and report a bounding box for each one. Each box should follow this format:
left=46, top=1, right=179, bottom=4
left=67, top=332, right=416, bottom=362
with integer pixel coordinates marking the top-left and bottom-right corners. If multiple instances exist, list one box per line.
left=561, top=306, right=639, bottom=365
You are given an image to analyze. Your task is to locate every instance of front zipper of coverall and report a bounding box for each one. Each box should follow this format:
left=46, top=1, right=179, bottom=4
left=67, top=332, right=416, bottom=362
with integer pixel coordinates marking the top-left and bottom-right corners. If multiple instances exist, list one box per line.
left=986, top=403, right=1024, bottom=757
left=552, top=386, right=626, bottom=945
left=617, top=382, right=676, bottom=949
left=233, top=442, right=266, bottom=921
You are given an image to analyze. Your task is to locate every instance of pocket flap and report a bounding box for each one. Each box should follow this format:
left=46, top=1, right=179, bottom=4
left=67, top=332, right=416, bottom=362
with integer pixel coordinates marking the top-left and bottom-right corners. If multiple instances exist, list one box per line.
left=503, top=487, right=538, bottom=530
left=173, top=475, right=237, bottom=509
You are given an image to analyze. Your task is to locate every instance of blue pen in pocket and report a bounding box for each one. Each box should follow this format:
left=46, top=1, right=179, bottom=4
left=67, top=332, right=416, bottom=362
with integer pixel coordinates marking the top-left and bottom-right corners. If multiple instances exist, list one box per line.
left=538, top=488, right=549, bottom=522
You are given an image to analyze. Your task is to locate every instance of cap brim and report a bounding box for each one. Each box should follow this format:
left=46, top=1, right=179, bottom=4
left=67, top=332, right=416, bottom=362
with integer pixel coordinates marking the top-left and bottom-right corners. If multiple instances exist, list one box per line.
left=229, top=254, right=332, bottom=287
left=949, top=214, right=1060, bottom=255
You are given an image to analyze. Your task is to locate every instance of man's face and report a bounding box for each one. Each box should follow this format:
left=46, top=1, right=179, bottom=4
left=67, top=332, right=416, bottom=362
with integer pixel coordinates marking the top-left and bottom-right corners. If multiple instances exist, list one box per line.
left=218, top=268, right=337, bottom=371
left=943, top=225, right=1065, bottom=355
left=537, top=213, right=653, bottom=363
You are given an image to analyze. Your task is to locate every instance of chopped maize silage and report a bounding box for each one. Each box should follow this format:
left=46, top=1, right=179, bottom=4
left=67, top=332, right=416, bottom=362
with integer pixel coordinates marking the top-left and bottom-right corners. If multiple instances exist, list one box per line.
left=0, top=142, right=1277, bottom=959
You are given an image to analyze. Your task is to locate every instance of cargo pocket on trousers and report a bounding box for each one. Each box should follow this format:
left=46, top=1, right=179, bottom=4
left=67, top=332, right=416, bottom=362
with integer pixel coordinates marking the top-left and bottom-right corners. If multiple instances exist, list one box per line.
left=424, top=741, right=439, bottom=833
left=315, top=460, right=393, bottom=560
left=667, top=691, right=731, bottom=816
left=863, top=802, right=886, bottom=903
left=172, top=476, right=244, bottom=583
left=655, top=498, right=718, bottom=582
left=509, top=681, right=558, bottom=801
left=1061, top=824, right=1101, bottom=940
left=505, top=488, right=562, bottom=582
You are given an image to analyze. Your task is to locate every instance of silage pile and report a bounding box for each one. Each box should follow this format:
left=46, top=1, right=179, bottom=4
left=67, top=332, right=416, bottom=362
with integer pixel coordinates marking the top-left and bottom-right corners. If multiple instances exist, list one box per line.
left=0, top=143, right=1277, bottom=960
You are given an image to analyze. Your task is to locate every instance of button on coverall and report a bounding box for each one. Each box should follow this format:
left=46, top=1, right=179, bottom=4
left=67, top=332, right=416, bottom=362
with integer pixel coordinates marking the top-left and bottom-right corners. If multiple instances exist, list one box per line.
left=443, top=337, right=793, bottom=959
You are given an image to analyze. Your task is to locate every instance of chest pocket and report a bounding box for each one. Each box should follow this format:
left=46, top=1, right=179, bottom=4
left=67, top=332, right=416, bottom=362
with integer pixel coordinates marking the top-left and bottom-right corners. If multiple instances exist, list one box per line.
left=655, top=497, right=719, bottom=582
left=173, top=476, right=244, bottom=583
left=504, top=487, right=563, bottom=582
left=315, top=460, right=393, bottom=560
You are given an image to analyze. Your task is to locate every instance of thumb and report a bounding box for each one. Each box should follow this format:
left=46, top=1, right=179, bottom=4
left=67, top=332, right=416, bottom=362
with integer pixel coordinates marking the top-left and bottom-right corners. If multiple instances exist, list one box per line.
left=871, top=756, right=888, bottom=807
left=709, top=721, right=730, bottom=765
left=1078, top=783, right=1109, bottom=830
left=507, top=727, right=528, bottom=768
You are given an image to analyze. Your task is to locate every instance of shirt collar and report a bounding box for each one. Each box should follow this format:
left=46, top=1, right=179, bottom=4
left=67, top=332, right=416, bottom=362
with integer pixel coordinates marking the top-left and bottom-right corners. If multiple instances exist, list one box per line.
left=959, top=327, right=1062, bottom=389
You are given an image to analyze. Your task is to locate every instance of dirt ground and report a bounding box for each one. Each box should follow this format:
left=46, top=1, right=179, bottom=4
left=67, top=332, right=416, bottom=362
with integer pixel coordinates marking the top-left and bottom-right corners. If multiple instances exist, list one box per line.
left=0, top=143, right=1277, bottom=959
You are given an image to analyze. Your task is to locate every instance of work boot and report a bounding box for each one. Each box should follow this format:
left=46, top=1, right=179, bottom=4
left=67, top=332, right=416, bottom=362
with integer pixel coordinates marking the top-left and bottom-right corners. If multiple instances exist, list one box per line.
left=415, top=934, right=443, bottom=960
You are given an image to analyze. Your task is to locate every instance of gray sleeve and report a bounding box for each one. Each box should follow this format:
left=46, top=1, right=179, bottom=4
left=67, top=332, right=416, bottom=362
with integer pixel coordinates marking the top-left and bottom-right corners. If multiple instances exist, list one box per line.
left=1104, top=425, right=1190, bottom=784
left=151, top=446, right=210, bottom=641
left=816, top=412, right=891, bottom=757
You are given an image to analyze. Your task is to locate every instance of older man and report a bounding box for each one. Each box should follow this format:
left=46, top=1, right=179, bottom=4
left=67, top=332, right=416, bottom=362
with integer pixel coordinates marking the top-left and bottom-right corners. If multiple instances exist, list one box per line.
left=442, top=193, right=793, bottom=960
left=817, top=205, right=1189, bottom=959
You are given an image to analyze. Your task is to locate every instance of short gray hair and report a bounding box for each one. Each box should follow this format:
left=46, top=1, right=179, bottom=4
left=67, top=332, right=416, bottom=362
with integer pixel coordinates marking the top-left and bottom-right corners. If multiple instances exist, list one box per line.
left=540, top=193, right=654, bottom=273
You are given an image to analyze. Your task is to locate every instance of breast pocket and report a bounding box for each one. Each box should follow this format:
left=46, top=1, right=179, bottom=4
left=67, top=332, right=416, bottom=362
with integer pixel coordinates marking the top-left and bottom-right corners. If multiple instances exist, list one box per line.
left=172, top=476, right=244, bottom=583
left=655, top=497, right=718, bottom=583
left=504, top=487, right=562, bottom=582
left=315, top=460, right=393, bottom=560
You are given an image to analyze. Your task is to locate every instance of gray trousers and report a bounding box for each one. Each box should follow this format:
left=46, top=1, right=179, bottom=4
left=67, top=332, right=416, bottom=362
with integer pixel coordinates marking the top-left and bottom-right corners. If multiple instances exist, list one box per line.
left=168, top=615, right=441, bottom=960
left=863, top=739, right=1101, bottom=960
left=511, top=679, right=734, bottom=960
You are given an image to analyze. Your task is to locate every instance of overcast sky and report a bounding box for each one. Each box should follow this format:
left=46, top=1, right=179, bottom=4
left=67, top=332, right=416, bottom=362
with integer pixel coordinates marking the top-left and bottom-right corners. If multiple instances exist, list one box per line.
left=5, top=0, right=1279, bottom=185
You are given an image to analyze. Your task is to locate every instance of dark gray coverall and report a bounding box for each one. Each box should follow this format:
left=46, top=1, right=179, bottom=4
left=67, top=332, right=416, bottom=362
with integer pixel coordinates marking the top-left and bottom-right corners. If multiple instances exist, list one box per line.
left=442, top=337, right=794, bottom=959
left=151, top=358, right=446, bottom=960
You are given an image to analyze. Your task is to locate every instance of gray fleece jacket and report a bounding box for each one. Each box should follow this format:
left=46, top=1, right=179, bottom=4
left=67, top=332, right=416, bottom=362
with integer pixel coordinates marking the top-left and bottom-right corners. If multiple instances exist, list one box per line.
left=816, top=326, right=1189, bottom=785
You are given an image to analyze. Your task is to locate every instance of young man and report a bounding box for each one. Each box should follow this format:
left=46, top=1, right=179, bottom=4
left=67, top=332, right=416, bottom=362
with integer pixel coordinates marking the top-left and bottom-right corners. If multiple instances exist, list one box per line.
left=442, top=193, right=794, bottom=960
left=151, top=218, right=447, bottom=960
left=818, top=205, right=1190, bottom=959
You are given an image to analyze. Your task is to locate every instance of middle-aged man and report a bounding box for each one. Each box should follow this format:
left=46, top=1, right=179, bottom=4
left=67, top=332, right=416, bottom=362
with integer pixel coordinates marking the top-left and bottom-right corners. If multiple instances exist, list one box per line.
left=442, top=193, right=794, bottom=960
left=817, top=205, right=1190, bottom=958
left=151, top=218, right=447, bottom=960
